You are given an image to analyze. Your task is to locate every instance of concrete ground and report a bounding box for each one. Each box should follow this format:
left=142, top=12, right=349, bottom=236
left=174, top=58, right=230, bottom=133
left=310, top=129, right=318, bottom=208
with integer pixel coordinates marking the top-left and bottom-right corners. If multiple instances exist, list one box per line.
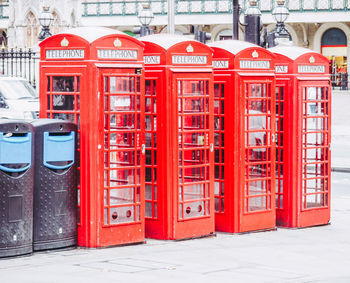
left=1, top=91, right=350, bottom=283
left=332, top=90, right=350, bottom=169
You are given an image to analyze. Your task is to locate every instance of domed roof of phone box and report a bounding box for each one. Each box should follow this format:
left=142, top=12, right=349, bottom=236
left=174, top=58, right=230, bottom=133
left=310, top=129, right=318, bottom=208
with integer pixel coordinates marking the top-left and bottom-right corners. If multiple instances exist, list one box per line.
left=208, top=40, right=260, bottom=55
left=141, top=34, right=211, bottom=51
left=268, top=45, right=321, bottom=60
left=39, top=26, right=142, bottom=46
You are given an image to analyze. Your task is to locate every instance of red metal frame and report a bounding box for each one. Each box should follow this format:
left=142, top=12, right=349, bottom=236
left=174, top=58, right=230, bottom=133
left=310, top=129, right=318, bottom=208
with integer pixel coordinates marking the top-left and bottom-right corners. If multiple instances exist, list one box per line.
left=209, top=41, right=276, bottom=233
left=141, top=35, right=215, bottom=240
left=39, top=28, right=145, bottom=247
left=270, top=46, right=331, bottom=227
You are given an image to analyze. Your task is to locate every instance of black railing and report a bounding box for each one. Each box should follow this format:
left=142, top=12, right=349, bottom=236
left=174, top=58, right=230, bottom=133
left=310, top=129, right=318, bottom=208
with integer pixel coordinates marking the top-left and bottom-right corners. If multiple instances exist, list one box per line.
left=0, top=48, right=39, bottom=88
left=331, top=73, right=349, bottom=91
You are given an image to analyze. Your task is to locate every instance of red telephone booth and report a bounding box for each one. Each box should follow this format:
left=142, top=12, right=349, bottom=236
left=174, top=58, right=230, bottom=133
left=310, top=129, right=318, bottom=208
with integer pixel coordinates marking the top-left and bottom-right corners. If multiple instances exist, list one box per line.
left=39, top=27, right=145, bottom=247
left=269, top=45, right=331, bottom=228
left=140, top=34, right=215, bottom=240
left=208, top=40, right=276, bottom=233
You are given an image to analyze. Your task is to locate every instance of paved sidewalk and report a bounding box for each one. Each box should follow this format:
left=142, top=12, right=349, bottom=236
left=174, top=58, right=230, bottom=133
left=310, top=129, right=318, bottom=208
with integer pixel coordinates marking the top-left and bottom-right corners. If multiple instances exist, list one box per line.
left=1, top=171, right=349, bottom=283
left=332, top=90, right=350, bottom=170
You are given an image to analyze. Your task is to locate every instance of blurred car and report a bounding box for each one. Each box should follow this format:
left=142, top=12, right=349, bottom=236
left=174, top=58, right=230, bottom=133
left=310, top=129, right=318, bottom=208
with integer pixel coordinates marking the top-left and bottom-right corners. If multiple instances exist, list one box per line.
left=0, top=77, right=39, bottom=120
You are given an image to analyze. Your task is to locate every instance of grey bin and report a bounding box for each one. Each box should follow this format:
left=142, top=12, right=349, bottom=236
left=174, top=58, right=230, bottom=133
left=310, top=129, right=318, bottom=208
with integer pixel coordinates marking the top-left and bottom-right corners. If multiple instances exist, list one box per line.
left=0, top=120, right=34, bottom=257
left=31, top=119, right=77, bottom=251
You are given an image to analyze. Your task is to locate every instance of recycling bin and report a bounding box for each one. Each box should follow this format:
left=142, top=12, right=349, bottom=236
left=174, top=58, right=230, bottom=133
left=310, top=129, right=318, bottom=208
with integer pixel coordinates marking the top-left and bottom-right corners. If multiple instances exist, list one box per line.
left=0, top=120, right=34, bottom=257
left=32, top=119, right=77, bottom=251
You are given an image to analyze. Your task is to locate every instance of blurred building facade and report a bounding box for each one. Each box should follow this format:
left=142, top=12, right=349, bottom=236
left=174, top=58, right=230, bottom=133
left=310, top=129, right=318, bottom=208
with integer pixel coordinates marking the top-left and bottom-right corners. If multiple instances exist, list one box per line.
left=0, top=0, right=348, bottom=77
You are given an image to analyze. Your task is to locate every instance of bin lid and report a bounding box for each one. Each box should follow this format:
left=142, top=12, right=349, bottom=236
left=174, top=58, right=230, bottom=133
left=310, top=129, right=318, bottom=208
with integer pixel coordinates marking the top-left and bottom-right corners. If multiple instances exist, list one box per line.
left=209, top=40, right=259, bottom=55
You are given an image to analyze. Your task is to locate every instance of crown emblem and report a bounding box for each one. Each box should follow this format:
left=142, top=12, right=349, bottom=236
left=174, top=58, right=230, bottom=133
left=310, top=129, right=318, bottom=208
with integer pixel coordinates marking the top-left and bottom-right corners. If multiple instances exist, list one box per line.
left=309, top=56, right=315, bottom=63
left=252, top=50, right=259, bottom=58
left=60, top=37, right=69, bottom=47
left=114, top=38, right=122, bottom=48
left=186, top=44, right=194, bottom=53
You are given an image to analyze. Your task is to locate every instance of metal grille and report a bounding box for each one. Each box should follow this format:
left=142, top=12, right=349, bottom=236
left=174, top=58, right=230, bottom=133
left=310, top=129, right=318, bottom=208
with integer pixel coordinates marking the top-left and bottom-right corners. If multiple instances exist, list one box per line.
left=0, top=48, right=38, bottom=88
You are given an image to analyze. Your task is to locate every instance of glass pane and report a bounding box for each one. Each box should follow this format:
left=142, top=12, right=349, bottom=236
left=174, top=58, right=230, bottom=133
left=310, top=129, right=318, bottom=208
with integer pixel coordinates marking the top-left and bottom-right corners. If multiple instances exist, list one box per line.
left=248, top=132, right=267, bottom=147
left=52, top=113, right=75, bottom=122
left=248, top=196, right=267, bottom=211
left=182, top=81, right=205, bottom=96
left=109, top=169, right=135, bottom=186
left=145, top=202, right=152, bottom=217
left=109, top=206, right=135, bottom=224
left=53, top=76, right=75, bottom=92
left=110, top=188, right=134, bottom=205
left=182, top=98, right=204, bottom=112
left=110, top=133, right=135, bottom=148
left=109, top=151, right=135, bottom=168
left=53, top=95, right=75, bottom=110
left=247, top=180, right=267, bottom=195
left=110, top=114, right=135, bottom=129
left=110, top=77, right=135, bottom=93
left=110, top=95, right=135, bottom=111
left=183, top=184, right=204, bottom=200
left=145, top=185, right=152, bottom=200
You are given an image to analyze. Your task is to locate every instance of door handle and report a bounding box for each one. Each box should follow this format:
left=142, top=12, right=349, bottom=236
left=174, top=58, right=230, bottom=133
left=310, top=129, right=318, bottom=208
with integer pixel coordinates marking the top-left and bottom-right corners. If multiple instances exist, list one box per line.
left=210, top=143, right=214, bottom=152
left=142, top=144, right=145, bottom=154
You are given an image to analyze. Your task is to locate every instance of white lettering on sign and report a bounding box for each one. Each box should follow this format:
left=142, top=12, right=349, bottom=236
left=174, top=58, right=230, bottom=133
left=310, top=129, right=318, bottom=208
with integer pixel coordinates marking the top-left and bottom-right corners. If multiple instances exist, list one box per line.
left=46, top=49, right=85, bottom=59
left=240, top=60, right=270, bottom=69
left=172, top=55, right=207, bottom=65
left=144, top=56, right=160, bottom=64
left=97, top=49, right=138, bottom=60
left=275, top=65, right=288, bottom=73
left=298, top=65, right=325, bottom=73
left=213, top=60, right=229, bottom=69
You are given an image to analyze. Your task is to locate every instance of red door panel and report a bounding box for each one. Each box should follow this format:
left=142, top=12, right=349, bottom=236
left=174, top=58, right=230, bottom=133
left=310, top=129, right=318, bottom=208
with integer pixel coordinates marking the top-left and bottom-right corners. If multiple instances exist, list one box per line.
left=98, top=68, right=145, bottom=246
left=298, top=81, right=331, bottom=227
left=172, top=73, right=215, bottom=239
left=240, top=78, right=276, bottom=232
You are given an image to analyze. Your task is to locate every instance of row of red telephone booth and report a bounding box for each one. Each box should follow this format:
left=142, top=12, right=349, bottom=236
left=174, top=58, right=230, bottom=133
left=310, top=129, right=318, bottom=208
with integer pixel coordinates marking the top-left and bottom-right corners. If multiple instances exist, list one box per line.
left=39, top=27, right=331, bottom=247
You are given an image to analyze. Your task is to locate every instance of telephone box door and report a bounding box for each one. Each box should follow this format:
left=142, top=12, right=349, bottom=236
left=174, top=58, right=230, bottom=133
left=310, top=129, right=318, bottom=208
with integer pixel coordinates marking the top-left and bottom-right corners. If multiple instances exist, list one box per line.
left=213, top=75, right=232, bottom=229
left=173, top=72, right=214, bottom=238
left=98, top=68, right=145, bottom=244
left=298, top=80, right=331, bottom=227
left=240, top=77, right=276, bottom=232
left=275, top=79, right=289, bottom=225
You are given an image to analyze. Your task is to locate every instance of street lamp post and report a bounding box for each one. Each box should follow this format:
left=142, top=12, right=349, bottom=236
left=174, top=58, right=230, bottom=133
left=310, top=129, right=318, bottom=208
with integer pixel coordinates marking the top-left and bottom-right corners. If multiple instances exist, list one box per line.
left=269, top=0, right=291, bottom=47
left=138, top=3, right=154, bottom=37
left=232, top=0, right=240, bottom=40
left=38, top=6, right=54, bottom=41
left=244, top=0, right=262, bottom=45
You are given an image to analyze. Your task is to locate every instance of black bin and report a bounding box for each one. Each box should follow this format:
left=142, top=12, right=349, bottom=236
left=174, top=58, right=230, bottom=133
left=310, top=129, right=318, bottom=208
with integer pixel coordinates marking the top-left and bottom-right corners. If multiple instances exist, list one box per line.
left=0, top=120, right=34, bottom=257
left=32, top=119, right=77, bottom=251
